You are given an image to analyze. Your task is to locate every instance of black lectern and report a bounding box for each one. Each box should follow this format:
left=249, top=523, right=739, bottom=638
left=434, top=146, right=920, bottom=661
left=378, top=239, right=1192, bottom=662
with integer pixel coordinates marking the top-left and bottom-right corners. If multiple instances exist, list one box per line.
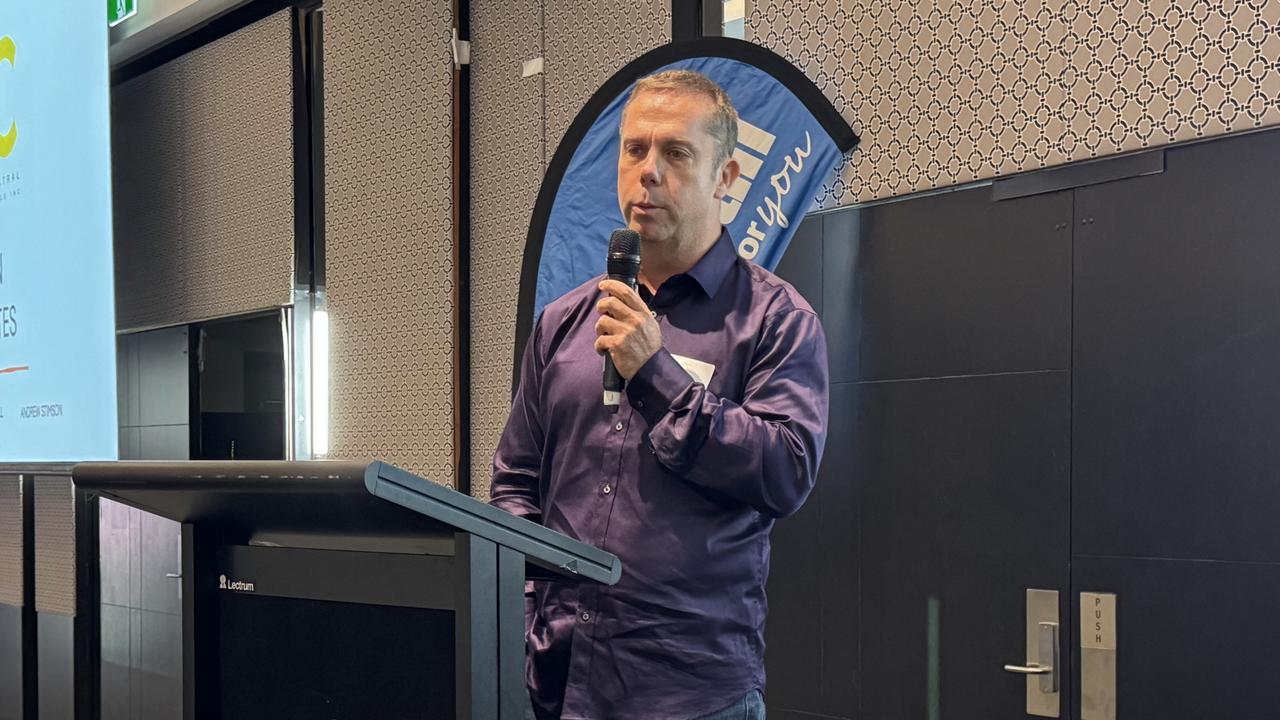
left=72, top=460, right=621, bottom=720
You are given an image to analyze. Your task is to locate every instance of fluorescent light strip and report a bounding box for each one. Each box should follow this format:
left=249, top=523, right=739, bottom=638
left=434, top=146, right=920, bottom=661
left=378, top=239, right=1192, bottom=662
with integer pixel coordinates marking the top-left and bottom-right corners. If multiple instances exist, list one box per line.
left=312, top=308, right=330, bottom=457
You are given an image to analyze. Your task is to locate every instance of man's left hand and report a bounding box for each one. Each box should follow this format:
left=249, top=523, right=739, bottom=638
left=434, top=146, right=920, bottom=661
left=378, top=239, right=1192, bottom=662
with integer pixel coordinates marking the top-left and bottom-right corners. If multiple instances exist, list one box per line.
left=594, top=279, right=661, bottom=380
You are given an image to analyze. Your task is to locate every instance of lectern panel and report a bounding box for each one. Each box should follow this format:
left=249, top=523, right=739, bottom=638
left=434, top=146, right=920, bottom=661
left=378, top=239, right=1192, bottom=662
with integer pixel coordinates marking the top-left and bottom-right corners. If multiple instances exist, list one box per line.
left=74, top=460, right=620, bottom=718
left=218, top=594, right=455, bottom=719
left=214, top=546, right=456, bottom=610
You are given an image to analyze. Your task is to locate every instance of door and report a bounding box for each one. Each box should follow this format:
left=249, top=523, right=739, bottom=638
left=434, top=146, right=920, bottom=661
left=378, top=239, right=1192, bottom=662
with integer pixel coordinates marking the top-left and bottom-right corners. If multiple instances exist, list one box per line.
left=768, top=127, right=1280, bottom=720
left=1072, top=128, right=1280, bottom=718
left=768, top=186, right=1073, bottom=719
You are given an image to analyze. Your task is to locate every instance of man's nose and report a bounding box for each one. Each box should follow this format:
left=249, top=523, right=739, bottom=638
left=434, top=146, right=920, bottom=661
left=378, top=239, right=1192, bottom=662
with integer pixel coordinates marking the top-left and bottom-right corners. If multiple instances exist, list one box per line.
left=639, top=149, right=661, bottom=185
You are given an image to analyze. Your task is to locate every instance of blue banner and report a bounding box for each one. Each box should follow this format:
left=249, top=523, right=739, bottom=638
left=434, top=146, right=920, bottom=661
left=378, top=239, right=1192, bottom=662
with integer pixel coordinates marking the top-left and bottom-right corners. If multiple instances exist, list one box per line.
left=533, top=54, right=851, bottom=319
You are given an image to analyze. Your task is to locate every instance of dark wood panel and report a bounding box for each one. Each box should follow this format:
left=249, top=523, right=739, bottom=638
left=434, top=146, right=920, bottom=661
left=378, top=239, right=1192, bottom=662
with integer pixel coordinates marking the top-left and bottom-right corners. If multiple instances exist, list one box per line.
left=217, top=595, right=455, bottom=719
left=0, top=603, right=21, bottom=720
left=822, top=187, right=1072, bottom=385
left=857, top=372, right=1070, bottom=720
left=1072, top=555, right=1280, bottom=719
left=1074, top=128, right=1280, bottom=563
left=765, top=383, right=859, bottom=719
left=773, top=213, right=824, bottom=316
left=36, top=612, right=74, bottom=720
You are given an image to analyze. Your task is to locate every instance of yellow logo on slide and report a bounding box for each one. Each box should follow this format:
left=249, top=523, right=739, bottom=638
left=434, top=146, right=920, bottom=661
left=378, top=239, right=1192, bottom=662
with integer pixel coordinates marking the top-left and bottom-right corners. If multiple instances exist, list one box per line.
left=0, top=36, right=15, bottom=159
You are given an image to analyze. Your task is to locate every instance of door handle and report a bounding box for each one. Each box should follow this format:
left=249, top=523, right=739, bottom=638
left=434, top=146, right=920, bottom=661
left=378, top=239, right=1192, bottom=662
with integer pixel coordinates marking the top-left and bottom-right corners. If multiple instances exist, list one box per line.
left=1004, top=620, right=1059, bottom=694
left=1006, top=589, right=1061, bottom=718
left=1004, top=664, right=1053, bottom=675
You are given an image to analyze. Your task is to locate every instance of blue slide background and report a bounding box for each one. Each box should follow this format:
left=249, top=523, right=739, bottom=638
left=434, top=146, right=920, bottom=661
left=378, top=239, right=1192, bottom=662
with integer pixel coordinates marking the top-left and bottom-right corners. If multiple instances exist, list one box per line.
left=0, top=1, right=118, bottom=461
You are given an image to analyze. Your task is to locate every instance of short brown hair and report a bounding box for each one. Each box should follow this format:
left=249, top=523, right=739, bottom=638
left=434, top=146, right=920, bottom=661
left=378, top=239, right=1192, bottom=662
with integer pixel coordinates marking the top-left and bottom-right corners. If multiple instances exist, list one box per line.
left=621, top=70, right=739, bottom=170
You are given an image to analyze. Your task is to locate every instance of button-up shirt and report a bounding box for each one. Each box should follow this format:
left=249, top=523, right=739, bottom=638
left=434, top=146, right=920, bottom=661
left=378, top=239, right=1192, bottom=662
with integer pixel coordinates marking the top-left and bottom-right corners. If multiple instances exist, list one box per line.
left=490, top=228, right=829, bottom=719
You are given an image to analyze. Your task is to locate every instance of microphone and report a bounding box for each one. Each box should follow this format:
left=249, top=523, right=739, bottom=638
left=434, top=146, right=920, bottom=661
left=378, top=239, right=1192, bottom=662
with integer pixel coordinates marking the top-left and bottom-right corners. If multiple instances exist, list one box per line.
left=603, top=228, right=642, bottom=408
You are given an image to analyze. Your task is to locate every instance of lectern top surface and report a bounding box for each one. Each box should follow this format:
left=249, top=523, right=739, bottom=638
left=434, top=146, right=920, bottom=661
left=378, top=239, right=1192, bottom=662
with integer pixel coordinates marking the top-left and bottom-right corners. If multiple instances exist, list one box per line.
left=74, top=460, right=451, bottom=551
left=73, top=460, right=622, bottom=585
left=75, top=459, right=374, bottom=490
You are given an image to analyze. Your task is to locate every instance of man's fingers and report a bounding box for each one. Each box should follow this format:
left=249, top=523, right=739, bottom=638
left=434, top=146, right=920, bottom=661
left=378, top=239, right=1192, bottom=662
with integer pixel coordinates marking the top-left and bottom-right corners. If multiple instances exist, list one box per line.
left=594, top=315, right=628, bottom=337
left=598, top=280, right=648, bottom=313
left=596, top=296, right=632, bottom=320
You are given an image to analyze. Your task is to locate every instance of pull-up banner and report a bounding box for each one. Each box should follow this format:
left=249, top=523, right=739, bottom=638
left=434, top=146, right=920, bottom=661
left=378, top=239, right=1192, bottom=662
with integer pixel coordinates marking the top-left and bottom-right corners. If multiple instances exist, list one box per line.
left=517, top=37, right=859, bottom=361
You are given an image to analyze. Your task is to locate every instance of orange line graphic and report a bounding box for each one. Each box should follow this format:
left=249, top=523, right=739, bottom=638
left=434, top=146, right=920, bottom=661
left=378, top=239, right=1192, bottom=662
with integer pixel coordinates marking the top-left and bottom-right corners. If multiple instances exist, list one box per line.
left=0, top=366, right=30, bottom=375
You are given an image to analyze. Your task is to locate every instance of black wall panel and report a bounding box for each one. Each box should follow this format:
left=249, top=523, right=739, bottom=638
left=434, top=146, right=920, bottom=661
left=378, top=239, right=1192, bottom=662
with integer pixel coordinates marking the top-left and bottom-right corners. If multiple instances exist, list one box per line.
left=0, top=604, right=21, bottom=720
left=772, top=214, right=824, bottom=315
left=765, top=383, right=860, bottom=718
left=821, top=187, right=1072, bottom=385
left=856, top=371, right=1070, bottom=720
left=1069, top=126, right=1280, bottom=720
left=1072, top=556, right=1280, bottom=719
left=1074, top=129, right=1280, bottom=564
left=769, top=182, right=1073, bottom=719
left=36, top=613, right=73, bottom=720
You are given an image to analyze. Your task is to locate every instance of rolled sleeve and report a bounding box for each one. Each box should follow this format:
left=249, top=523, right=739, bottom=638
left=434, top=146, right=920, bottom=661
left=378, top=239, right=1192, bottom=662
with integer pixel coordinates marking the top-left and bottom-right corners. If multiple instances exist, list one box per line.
left=627, top=348, right=695, bottom=426
left=627, top=308, right=829, bottom=518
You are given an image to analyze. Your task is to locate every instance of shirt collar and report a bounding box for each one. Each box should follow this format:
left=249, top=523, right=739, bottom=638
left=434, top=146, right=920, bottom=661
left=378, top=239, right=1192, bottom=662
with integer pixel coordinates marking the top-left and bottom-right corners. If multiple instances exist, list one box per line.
left=683, top=227, right=737, bottom=299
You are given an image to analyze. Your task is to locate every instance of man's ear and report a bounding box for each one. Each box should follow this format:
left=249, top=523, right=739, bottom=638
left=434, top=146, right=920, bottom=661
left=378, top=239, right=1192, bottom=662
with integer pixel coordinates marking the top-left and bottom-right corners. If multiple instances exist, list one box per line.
left=713, top=157, right=741, bottom=200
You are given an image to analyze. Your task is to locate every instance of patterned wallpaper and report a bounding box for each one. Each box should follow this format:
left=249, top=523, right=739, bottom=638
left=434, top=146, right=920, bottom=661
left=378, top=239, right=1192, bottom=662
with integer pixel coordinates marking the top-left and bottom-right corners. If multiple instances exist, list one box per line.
left=34, top=477, right=75, bottom=616
left=543, top=0, right=674, bottom=166
left=469, top=0, right=545, bottom=499
left=468, top=0, right=671, bottom=498
left=747, top=0, right=1280, bottom=206
left=0, top=476, right=20, bottom=607
left=323, top=0, right=459, bottom=485
left=112, top=11, right=295, bottom=332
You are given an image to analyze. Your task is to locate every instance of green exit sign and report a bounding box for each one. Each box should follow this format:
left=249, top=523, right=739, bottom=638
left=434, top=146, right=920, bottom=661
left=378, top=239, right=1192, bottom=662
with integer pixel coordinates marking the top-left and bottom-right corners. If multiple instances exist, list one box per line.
left=108, top=0, right=137, bottom=27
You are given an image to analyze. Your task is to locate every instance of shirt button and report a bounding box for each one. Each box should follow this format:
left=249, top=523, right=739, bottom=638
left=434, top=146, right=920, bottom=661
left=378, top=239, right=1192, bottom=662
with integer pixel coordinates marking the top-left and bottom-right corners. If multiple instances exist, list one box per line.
left=602, top=484, right=612, bottom=495
left=614, top=421, right=623, bottom=432
left=650, top=310, right=657, bottom=318
left=635, top=400, right=644, bottom=409
left=580, top=611, right=591, bottom=622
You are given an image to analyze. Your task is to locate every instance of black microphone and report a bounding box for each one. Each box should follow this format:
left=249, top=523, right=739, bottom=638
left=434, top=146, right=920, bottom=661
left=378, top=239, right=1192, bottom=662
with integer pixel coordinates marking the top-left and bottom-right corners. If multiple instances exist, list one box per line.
left=603, top=228, right=642, bottom=408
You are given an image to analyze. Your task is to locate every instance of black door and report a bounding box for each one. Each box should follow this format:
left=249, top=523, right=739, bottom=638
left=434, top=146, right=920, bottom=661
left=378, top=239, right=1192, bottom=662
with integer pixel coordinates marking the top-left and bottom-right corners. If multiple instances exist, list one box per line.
left=769, top=186, right=1073, bottom=719
left=1072, top=128, right=1280, bottom=718
left=769, top=127, right=1280, bottom=720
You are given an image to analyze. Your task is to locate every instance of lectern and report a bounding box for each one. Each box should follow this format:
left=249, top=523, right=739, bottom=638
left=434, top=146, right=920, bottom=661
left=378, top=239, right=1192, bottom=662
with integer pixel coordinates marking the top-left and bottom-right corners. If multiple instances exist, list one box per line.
left=72, top=460, right=621, bottom=720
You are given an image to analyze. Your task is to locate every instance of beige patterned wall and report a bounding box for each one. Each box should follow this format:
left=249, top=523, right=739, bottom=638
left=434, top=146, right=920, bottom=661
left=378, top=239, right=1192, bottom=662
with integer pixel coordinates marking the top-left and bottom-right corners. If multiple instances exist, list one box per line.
left=469, top=0, right=670, bottom=498
left=324, top=0, right=458, bottom=485
left=112, top=11, right=294, bottom=331
left=469, top=0, right=545, bottom=500
left=748, top=0, right=1280, bottom=207
left=543, top=0, right=673, bottom=167
left=34, top=477, right=75, bottom=616
left=0, top=476, right=20, bottom=607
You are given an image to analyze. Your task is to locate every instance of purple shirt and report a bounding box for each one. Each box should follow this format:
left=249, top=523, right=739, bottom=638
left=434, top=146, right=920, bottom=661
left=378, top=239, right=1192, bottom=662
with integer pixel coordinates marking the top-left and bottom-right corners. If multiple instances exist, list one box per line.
left=490, top=229, right=829, bottom=719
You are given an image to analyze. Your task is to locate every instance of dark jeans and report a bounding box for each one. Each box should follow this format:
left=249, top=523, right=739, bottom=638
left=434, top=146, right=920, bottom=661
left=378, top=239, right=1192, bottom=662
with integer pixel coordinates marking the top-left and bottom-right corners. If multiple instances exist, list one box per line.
left=692, top=689, right=766, bottom=720
left=526, top=689, right=766, bottom=720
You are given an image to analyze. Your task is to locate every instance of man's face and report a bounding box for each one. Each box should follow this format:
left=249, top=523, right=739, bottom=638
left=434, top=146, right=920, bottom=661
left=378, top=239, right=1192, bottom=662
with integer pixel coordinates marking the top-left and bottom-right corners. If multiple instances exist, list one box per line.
left=617, top=90, right=735, bottom=247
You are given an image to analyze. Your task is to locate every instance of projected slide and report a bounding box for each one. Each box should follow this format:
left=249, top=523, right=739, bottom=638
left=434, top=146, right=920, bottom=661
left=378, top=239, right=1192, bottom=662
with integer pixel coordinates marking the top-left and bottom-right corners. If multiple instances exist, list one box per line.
left=0, top=2, right=118, bottom=461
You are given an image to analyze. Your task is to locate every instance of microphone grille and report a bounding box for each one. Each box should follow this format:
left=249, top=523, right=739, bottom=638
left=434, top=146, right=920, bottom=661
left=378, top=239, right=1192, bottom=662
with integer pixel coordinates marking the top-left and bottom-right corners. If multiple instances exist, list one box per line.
left=608, top=228, right=642, bottom=257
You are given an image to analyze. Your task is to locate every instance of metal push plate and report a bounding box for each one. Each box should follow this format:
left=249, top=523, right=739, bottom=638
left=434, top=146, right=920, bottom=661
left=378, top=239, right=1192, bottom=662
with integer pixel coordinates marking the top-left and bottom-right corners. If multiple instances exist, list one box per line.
left=1081, top=592, right=1117, bottom=720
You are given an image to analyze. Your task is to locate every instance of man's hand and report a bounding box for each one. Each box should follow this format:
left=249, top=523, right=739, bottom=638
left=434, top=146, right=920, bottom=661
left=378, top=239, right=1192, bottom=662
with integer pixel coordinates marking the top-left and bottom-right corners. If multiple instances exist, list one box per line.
left=594, top=279, right=661, bottom=380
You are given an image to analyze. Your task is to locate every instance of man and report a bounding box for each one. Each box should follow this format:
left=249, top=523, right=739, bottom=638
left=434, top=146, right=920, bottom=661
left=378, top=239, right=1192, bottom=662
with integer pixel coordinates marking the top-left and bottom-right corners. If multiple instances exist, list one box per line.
left=490, top=70, right=829, bottom=720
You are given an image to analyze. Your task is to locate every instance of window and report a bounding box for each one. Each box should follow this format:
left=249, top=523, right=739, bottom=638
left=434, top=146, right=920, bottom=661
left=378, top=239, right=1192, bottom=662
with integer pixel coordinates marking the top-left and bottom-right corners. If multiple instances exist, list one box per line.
left=722, top=0, right=745, bottom=38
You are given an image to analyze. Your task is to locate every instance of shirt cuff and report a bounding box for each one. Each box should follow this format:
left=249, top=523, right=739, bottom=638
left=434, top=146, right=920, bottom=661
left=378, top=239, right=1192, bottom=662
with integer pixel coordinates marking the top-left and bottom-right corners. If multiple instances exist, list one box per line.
left=626, top=348, right=694, bottom=425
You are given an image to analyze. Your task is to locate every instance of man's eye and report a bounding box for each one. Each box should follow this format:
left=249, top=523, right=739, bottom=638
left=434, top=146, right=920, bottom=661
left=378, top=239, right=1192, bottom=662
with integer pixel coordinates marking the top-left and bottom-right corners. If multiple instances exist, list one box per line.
left=667, top=149, right=688, bottom=159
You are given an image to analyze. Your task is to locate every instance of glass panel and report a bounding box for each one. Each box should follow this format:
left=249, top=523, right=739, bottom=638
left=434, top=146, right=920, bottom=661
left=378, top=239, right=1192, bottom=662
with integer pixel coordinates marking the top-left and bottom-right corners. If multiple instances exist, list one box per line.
left=723, top=0, right=745, bottom=38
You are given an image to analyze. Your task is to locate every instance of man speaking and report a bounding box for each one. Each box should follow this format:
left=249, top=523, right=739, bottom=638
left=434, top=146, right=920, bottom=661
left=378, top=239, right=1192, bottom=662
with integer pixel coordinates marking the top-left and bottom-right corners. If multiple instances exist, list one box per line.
left=490, top=70, right=829, bottom=720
